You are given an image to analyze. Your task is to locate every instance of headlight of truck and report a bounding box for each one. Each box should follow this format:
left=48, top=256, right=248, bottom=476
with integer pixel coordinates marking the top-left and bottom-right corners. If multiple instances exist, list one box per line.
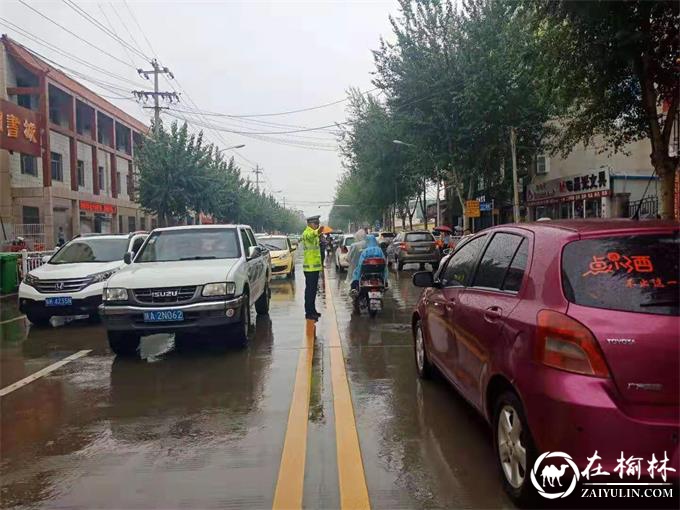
left=23, top=273, right=39, bottom=287
left=88, top=268, right=119, bottom=284
left=202, top=282, right=236, bottom=297
left=103, top=288, right=128, bottom=302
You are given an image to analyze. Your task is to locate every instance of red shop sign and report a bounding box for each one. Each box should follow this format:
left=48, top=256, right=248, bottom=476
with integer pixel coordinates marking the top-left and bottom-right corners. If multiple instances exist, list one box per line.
left=80, top=200, right=117, bottom=214
left=0, top=99, right=42, bottom=157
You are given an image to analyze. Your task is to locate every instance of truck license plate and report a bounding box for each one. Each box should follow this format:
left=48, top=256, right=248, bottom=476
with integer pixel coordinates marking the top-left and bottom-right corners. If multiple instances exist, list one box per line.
left=45, top=296, right=72, bottom=307
left=368, top=291, right=382, bottom=299
left=369, top=299, right=382, bottom=311
left=143, top=310, right=184, bottom=322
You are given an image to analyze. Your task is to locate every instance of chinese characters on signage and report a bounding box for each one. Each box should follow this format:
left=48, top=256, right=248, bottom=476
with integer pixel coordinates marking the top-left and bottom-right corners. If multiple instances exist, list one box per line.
left=79, top=200, right=117, bottom=215
left=527, top=170, right=610, bottom=206
left=0, top=99, right=41, bottom=157
left=582, top=450, right=676, bottom=482
left=465, top=200, right=480, bottom=218
left=581, top=251, right=678, bottom=289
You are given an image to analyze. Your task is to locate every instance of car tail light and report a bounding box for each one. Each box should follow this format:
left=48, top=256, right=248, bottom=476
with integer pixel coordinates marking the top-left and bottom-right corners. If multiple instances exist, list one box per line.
left=535, top=310, right=610, bottom=378
left=399, top=242, right=409, bottom=250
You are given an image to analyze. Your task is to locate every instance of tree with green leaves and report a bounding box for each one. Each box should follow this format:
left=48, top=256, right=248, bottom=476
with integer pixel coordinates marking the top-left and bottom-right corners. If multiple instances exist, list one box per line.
left=529, top=0, right=679, bottom=218
left=136, top=121, right=214, bottom=226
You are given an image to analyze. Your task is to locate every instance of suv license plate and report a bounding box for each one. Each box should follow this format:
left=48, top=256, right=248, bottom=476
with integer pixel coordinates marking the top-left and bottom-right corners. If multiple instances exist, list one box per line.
left=45, top=296, right=72, bottom=307
left=143, top=310, right=184, bottom=322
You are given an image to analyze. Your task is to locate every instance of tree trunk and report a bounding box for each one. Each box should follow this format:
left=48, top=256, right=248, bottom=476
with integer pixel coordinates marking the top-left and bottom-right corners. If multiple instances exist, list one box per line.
left=636, top=54, right=678, bottom=219
left=421, top=179, right=428, bottom=230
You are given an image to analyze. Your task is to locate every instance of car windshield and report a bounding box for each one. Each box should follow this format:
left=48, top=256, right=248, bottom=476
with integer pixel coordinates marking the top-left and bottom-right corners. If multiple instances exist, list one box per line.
left=344, top=237, right=355, bottom=247
left=562, top=233, right=679, bottom=316
left=261, top=238, right=288, bottom=251
left=406, top=233, right=433, bottom=242
left=49, top=238, right=128, bottom=264
left=136, top=228, right=241, bottom=262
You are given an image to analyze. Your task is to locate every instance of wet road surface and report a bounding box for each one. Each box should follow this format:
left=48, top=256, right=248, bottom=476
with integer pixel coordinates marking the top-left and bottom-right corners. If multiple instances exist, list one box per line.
left=0, top=257, right=512, bottom=509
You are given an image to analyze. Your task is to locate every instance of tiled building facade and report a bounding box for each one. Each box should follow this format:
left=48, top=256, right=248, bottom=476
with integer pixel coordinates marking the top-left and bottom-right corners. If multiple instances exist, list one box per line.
left=0, top=36, right=154, bottom=250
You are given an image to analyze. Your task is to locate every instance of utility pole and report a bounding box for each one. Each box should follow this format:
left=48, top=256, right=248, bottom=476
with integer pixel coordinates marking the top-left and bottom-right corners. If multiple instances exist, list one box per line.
left=133, top=59, right=179, bottom=135
left=252, top=165, right=263, bottom=192
left=510, top=127, right=520, bottom=223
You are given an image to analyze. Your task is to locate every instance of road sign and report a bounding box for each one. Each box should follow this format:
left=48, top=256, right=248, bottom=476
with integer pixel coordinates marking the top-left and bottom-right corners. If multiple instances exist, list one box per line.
left=479, top=202, right=492, bottom=212
left=465, top=200, right=481, bottom=218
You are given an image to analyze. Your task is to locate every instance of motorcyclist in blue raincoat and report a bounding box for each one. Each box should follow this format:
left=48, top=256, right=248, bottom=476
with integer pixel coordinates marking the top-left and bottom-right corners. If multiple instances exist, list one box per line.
left=350, top=234, right=388, bottom=294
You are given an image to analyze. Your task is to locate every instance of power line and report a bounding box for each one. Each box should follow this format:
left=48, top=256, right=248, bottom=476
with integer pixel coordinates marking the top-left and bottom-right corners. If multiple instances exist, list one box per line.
left=0, top=18, right=147, bottom=88
left=96, top=4, right=137, bottom=69
left=17, top=0, right=139, bottom=70
left=173, top=87, right=380, bottom=118
left=122, top=0, right=157, bottom=58
left=107, top=1, right=150, bottom=62
left=60, top=0, right=149, bottom=61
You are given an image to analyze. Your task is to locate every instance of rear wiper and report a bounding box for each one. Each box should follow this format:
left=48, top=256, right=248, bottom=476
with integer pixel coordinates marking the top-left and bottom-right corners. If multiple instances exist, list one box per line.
left=179, top=256, right=217, bottom=260
left=640, top=300, right=679, bottom=307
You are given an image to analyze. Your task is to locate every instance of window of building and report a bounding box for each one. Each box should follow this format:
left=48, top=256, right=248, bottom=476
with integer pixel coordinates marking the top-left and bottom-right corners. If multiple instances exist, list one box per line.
left=77, top=160, right=85, bottom=187
left=128, top=216, right=136, bottom=232
left=50, top=152, right=63, bottom=181
left=536, top=155, right=549, bottom=175
left=98, top=166, right=106, bottom=191
left=20, top=154, right=37, bottom=176
left=140, top=217, right=146, bottom=230
left=17, top=94, right=31, bottom=109
left=22, top=206, right=40, bottom=225
left=117, top=172, right=122, bottom=195
left=118, top=215, right=124, bottom=233
left=151, top=218, right=157, bottom=229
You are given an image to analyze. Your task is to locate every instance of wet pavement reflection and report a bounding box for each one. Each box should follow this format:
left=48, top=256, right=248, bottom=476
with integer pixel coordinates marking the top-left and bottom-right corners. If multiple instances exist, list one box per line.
left=1, top=258, right=512, bottom=509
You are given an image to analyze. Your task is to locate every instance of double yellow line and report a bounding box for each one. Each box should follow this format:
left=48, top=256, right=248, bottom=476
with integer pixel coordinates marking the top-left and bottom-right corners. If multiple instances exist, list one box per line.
left=273, top=273, right=370, bottom=510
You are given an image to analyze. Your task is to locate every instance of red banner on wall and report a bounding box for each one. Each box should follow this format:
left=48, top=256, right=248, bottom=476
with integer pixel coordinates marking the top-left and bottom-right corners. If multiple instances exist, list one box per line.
left=0, top=99, right=42, bottom=157
left=80, top=200, right=117, bottom=214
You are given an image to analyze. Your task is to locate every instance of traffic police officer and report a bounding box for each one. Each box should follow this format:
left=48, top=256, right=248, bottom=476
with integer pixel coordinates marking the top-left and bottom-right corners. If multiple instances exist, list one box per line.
left=302, top=215, right=323, bottom=321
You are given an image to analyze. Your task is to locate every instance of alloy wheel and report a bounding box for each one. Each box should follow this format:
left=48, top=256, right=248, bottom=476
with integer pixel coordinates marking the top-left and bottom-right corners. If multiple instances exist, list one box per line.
left=497, top=404, right=527, bottom=489
left=415, top=327, right=425, bottom=372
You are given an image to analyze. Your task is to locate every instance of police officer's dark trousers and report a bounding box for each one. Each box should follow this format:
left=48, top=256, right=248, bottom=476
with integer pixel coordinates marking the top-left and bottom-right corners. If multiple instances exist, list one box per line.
left=304, top=271, right=319, bottom=316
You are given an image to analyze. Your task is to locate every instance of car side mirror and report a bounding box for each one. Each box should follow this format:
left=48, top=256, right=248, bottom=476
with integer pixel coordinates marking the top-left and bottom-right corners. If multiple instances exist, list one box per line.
left=248, top=245, right=262, bottom=259
left=413, top=271, right=435, bottom=288
left=123, top=251, right=133, bottom=264
left=42, top=255, right=51, bottom=263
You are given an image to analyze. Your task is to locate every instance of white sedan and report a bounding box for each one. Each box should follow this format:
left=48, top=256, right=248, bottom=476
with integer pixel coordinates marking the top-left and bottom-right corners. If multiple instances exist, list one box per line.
left=334, top=234, right=355, bottom=272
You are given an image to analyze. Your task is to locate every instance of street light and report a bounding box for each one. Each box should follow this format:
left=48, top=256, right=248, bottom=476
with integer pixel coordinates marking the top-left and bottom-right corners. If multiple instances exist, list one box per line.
left=217, top=144, right=246, bottom=154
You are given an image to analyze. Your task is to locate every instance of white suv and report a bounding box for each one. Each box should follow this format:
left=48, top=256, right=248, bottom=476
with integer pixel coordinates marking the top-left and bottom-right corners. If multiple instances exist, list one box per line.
left=99, top=225, right=271, bottom=356
left=19, top=233, right=148, bottom=326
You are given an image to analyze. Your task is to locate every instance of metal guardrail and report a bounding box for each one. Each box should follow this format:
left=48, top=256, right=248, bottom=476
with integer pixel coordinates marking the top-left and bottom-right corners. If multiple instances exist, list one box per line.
left=20, top=249, right=56, bottom=277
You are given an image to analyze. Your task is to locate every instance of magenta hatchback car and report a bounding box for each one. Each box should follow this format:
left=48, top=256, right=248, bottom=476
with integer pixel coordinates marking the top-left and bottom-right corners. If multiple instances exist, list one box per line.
left=411, top=220, right=679, bottom=504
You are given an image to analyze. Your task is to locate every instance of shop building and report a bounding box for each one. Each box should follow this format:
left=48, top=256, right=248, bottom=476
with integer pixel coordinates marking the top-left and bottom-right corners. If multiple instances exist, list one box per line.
left=526, top=138, right=661, bottom=221
left=0, top=36, right=154, bottom=250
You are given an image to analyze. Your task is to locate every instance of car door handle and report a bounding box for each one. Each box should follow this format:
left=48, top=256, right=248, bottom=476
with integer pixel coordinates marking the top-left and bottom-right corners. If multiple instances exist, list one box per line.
left=484, top=306, right=502, bottom=322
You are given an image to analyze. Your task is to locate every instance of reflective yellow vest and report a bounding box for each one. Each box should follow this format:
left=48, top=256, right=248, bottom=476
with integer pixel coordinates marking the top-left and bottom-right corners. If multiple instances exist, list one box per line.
left=302, top=226, right=322, bottom=272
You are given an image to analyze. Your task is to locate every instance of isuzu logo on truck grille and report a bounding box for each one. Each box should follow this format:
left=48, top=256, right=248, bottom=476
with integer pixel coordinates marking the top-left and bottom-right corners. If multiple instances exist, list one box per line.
left=152, top=290, right=179, bottom=298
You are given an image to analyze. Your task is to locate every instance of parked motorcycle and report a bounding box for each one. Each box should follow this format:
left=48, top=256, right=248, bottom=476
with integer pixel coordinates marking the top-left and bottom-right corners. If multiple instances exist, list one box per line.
left=351, top=256, right=387, bottom=318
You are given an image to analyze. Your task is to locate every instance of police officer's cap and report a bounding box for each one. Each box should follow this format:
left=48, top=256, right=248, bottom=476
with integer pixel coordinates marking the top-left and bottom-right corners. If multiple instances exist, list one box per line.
left=306, top=215, right=321, bottom=222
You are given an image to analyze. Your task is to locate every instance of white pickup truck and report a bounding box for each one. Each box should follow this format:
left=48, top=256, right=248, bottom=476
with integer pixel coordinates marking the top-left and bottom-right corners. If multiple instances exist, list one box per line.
left=99, top=224, right=271, bottom=356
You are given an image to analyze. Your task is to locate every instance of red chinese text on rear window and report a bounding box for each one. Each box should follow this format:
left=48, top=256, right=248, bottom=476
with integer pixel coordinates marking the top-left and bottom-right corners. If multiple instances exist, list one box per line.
left=562, top=234, right=679, bottom=316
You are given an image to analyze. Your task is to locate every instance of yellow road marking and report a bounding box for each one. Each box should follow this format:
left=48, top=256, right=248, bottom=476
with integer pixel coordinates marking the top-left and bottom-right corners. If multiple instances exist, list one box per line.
left=272, top=320, right=316, bottom=509
left=0, top=315, right=26, bottom=325
left=325, top=273, right=371, bottom=510
left=0, top=349, right=91, bottom=397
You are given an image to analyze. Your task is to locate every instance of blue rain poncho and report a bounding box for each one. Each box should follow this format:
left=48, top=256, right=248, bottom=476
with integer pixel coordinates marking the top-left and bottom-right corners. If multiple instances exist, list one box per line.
left=352, top=235, right=388, bottom=283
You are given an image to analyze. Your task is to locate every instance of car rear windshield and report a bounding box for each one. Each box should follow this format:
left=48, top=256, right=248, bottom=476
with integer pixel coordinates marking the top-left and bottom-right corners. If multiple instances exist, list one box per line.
left=344, top=237, right=355, bottom=246
left=49, top=238, right=128, bottom=264
left=562, top=233, right=679, bottom=316
left=137, top=228, right=241, bottom=262
left=261, top=238, right=288, bottom=251
left=406, top=233, right=433, bottom=242
left=381, top=232, right=396, bottom=238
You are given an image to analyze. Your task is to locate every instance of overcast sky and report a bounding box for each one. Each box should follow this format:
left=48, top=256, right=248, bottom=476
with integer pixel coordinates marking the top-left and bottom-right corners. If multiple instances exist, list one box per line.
left=2, top=0, right=399, bottom=220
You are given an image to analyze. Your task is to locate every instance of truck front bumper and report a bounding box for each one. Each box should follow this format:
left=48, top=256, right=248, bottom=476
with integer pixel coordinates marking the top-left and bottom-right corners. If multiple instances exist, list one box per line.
left=100, top=296, right=245, bottom=333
